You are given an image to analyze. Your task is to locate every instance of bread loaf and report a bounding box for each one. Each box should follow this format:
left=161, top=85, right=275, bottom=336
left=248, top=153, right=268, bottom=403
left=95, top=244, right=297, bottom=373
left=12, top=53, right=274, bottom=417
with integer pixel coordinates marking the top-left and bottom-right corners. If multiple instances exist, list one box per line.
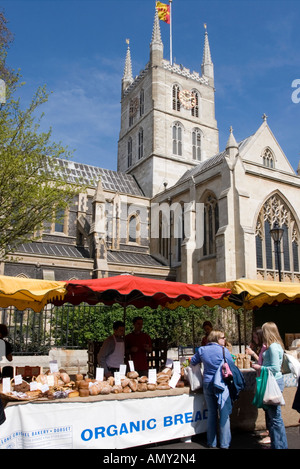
left=68, top=390, right=79, bottom=398
left=157, top=383, right=170, bottom=390
left=121, top=378, right=130, bottom=388
left=111, top=385, right=123, bottom=393
left=128, top=379, right=138, bottom=392
left=79, top=388, right=89, bottom=397
left=107, top=376, right=114, bottom=386
left=89, top=384, right=100, bottom=396
left=127, top=371, right=139, bottom=379
left=122, top=385, right=132, bottom=393
left=138, top=376, right=148, bottom=383
left=137, top=383, right=147, bottom=392
left=60, top=372, right=71, bottom=384
left=100, top=385, right=112, bottom=395
left=147, top=383, right=157, bottom=391
left=78, top=380, right=89, bottom=389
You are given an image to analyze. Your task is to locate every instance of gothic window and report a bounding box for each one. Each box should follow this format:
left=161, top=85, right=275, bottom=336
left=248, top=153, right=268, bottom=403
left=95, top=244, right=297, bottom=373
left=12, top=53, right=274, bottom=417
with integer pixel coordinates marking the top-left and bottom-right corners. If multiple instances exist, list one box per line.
left=172, top=84, right=180, bottom=111
left=140, top=89, right=144, bottom=116
left=138, top=128, right=144, bottom=159
left=255, top=194, right=300, bottom=279
left=262, top=148, right=275, bottom=168
left=191, top=90, right=199, bottom=118
left=129, top=105, right=133, bottom=127
left=203, top=194, right=219, bottom=256
left=127, top=137, right=132, bottom=167
left=192, top=128, right=202, bottom=161
left=53, top=208, right=66, bottom=234
left=172, top=122, right=182, bottom=156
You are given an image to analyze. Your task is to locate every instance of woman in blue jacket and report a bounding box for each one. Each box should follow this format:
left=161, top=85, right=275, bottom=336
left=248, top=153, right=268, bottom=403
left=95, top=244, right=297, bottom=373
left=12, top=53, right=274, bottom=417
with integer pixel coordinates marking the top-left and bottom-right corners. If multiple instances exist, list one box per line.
left=191, top=330, right=234, bottom=449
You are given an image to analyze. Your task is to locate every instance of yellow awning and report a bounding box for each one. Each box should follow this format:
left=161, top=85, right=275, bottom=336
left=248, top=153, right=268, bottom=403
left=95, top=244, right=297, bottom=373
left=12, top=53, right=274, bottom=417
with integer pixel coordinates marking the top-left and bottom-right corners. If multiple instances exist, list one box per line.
left=165, top=278, right=300, bottom=311
left=0, top=275, right=67, bottom=313
left=206, top=278, right=300, bottom=310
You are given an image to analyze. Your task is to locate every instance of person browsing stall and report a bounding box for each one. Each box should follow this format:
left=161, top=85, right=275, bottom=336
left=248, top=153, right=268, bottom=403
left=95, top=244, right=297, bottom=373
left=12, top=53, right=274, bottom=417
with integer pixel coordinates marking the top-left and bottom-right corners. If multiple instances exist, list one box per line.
left=191, top=330, right=234, bottom=449
left=201, top=321, right=213, bottom=346
left=125, top=316, right=152, bottom=377
left=97, top=321, right=125, bottom=378
left=0, top=324, right=13, bottom=426
left=251, top=322, right=288, bottom=449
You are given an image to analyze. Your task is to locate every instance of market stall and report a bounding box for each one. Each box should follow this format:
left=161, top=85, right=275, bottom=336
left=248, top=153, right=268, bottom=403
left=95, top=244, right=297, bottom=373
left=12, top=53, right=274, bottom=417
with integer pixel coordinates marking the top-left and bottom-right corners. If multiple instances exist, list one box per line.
left=0, top=386, right=207, bottom=449
left=0, top=274, right=232, bottom=449
left=1, top=275, right=300, bottom=448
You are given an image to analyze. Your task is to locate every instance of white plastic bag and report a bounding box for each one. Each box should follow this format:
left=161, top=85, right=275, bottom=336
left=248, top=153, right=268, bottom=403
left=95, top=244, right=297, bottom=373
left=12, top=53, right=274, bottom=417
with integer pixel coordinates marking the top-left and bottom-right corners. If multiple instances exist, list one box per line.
left=185, top=364, right=203, bottom=391
left=282, top=352, right=300, bottom=379
left=263, top=369, right=285, bottom=406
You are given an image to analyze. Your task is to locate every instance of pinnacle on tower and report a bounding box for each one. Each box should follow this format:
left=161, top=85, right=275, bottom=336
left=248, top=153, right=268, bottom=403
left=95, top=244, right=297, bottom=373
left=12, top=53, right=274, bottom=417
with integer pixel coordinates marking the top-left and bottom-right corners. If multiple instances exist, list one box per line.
left=226, top=126, right=238, bottom=150
left=201, top=24, right=214, bottom=84
left=150, top=7, right=163, bottom=65
left=122, top=39, right=133, bottom=94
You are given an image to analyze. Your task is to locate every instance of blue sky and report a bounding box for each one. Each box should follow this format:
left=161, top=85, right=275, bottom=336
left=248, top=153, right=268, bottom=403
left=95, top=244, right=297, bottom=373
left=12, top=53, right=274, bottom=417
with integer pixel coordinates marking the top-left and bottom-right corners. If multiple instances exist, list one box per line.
left=2, top=0, right=300, bottom=172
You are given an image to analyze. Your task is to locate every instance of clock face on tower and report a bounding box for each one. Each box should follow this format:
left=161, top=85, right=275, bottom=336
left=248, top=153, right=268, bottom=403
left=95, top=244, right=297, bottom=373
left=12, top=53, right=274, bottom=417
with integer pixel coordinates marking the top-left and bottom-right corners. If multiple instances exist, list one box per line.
left=179, top=89, right=196, bottom=109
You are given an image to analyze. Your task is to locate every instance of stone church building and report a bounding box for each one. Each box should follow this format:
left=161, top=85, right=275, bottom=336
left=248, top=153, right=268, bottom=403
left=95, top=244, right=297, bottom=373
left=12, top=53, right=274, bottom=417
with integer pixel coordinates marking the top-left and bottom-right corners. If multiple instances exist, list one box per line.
left=3, top=10, right=300, bottom=285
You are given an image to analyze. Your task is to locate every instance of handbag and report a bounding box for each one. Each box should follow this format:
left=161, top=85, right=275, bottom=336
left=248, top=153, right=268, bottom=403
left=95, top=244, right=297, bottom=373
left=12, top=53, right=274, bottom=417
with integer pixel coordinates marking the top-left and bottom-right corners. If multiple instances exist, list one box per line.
left=185, top=364, right=203, bottom=391
left=222, top=347, right=233, bottom=383
left=263, top=369, right=285, bottom=406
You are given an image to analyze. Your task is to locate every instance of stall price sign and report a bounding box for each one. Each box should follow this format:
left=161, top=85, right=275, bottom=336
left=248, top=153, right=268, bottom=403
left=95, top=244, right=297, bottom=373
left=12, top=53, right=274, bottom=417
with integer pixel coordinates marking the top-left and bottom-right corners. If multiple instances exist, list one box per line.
left=96, top=368, right=104, bottom=381
left=148, top=369, right=157, bottom=384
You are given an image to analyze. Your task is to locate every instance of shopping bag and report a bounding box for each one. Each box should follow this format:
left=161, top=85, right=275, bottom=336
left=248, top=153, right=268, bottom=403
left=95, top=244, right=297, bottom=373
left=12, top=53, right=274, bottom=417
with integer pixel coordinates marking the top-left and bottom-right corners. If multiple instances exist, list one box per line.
left=185, top=364, right=203, bottom=391
left=263, top=369, right=285, bottom=406
left=281, top=352, right=300, bottom=379
left=252, top=366, right=268, bottom=408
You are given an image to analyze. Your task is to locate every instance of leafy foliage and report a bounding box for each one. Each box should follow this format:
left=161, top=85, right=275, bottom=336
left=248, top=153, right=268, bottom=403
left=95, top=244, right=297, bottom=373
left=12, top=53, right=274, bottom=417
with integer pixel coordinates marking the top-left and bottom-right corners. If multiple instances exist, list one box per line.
left=51, top=303, right=229, bottom=349
left=0, top=11, right=85, bottom=259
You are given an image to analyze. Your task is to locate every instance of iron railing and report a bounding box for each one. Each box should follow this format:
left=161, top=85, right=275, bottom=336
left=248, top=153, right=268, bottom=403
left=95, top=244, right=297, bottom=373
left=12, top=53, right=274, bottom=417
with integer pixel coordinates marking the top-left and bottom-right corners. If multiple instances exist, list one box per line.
left=0, top=304, right=98, bottom=355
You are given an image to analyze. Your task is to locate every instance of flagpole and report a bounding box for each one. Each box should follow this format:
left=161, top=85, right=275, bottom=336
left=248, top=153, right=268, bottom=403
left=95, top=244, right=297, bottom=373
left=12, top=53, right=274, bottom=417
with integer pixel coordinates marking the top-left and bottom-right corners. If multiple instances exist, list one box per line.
left=169, top=0, right=173, bottom=65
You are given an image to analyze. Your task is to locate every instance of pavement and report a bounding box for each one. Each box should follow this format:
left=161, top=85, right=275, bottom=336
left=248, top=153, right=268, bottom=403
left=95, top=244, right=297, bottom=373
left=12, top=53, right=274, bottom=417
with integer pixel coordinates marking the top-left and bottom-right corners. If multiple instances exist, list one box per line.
left=141, top=425, right=300, bottom=450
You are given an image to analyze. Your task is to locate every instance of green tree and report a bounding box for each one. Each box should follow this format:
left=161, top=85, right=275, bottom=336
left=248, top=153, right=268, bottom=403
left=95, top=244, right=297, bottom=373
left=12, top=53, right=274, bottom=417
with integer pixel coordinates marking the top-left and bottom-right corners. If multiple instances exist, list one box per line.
left=0, top=11, right=85, bottom=259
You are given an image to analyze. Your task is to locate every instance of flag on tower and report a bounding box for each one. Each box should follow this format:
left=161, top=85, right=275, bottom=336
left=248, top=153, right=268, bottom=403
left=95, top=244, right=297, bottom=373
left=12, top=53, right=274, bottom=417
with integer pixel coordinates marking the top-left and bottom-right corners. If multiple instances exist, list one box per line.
left=156, top=1, right=170, bottom=24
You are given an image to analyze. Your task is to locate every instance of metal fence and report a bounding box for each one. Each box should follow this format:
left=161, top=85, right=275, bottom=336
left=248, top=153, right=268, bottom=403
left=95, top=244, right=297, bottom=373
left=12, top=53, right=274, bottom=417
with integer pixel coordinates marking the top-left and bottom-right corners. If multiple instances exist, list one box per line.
left=0, top=304, right=96, bottom=355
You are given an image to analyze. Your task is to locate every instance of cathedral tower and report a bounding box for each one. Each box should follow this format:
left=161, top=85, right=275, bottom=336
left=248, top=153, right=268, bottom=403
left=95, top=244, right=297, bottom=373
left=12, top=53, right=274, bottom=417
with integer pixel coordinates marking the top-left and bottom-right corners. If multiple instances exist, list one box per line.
left=117, top=9, right=219, bottom=197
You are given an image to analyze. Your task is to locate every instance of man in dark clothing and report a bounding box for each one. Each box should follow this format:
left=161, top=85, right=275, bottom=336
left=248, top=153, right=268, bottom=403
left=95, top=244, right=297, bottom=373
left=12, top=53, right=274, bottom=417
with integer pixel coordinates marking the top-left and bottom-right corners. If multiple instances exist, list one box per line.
left=0, top=324, right=13, bottom=425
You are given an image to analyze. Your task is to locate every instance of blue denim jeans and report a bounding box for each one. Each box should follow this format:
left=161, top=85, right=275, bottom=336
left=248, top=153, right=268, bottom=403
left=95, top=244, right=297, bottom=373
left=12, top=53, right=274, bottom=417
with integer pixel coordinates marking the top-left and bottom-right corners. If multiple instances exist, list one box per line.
left=203, top=382, right=232, bottom=448
left=265, top=377, right=288, bottom=449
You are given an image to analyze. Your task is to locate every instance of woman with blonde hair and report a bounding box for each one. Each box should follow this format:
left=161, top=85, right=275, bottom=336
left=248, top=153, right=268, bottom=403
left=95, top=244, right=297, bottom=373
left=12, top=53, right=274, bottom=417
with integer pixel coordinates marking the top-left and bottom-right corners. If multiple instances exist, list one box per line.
left=252, top=322, right=288, bottom=449
left=191, top=329, right=234, bottom=449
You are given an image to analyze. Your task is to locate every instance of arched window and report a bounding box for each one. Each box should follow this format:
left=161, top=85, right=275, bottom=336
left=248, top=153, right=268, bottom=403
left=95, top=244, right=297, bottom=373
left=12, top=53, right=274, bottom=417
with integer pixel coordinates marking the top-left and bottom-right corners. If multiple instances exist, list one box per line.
left=140, top=89, right=144, bottom=116
left=192, top=128, right=202, bottom=161
left=262, top=148, right=275, bottom=168
left=172, top=84, right=180, bottom=111
left=191, top=90, right=199, bottom=118
left=255, top=194, right=300, bottom=280
left=203, top=194, right=219, bottom=256
left=127, top=137, right=132, bottom=167
left=128, top=215, right=137, bottom=243
left=172, top=122, right=183, bottom=156
left=138, top=128, right=144, bottom=159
